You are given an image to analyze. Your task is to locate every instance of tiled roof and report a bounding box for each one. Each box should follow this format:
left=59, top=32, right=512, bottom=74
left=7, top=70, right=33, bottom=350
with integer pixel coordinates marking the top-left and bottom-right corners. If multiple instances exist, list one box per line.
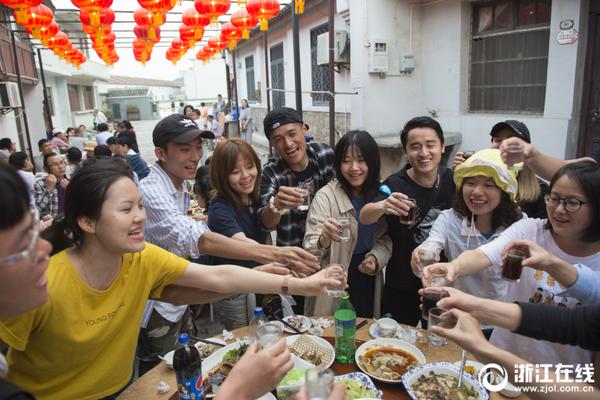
left=106, top=88, right=151, bottom=98
left=108, top=75, right=182, bottom=88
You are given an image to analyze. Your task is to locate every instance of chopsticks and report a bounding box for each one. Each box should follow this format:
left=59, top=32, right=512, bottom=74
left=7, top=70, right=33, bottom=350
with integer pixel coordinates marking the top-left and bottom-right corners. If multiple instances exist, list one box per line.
left=356, top=319, right=369, bottom=330
left=190, top=336, right=226, bottom=347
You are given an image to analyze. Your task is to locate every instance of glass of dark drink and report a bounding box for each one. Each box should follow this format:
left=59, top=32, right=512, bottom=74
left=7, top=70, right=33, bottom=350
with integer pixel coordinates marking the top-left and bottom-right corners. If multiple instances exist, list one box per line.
left=400, top=198, right=417, bottom=225
left=422, top=287, right=449, bottom=321
left=502, top=248, right=527, bottom=281
left=462, top=150, right=475, bottom=159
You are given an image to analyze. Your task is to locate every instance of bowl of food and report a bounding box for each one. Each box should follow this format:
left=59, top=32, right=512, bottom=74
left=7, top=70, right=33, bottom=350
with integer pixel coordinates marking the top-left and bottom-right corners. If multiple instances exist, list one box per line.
left=336, top=372, right=382, bottom=399
left=402, top=361, right=489, bottom=400
left=286, top=334, right=335, bottom=370
left=355, top=338, right=425, bottom=383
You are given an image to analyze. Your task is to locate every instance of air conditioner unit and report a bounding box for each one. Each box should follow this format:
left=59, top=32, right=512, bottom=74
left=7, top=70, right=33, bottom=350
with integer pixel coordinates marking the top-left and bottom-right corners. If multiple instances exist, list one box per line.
left=0, top=82, right=22, bottom=109
left=317, top=31, right=350, bottom=66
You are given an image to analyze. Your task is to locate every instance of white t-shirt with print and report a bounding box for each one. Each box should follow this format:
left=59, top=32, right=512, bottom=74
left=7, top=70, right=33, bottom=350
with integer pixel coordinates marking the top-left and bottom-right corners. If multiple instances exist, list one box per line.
left=479, top=218, right=600, bottom=366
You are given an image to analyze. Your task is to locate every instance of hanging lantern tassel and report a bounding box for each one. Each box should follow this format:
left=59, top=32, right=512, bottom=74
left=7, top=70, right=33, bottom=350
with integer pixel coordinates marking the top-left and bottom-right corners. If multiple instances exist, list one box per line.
left=14, top=10, right=28, bottom=25
left=229, top=40, right=236, bottom=50
left=148, top=28, right=156, bottom=40
left=259, top=18, right=268, bottom=31
left=153, top=13, right=163, bottom=27
left=295, top=0, right=304, bottom=14
left=91, top=11, right=100, bottom=26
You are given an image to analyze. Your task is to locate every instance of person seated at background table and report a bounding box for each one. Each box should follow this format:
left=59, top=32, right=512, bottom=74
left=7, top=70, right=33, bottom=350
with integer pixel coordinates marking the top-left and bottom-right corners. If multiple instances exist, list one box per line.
left=0, top=164, right=52, bottom=399
left=304, top=130, right=392, bottom=318
left=428, top=289, right=600, bottom=399
left=116, top=135, right=149, bottom=180
left=455, top=120, right=548, bottom=219
left=423, top=160, right=600, bottom=367
left=360, top=116, right=455, bottom=326
left=412, top=149, right=522, bottom=334
left=0, top=158, right=344, bottom=400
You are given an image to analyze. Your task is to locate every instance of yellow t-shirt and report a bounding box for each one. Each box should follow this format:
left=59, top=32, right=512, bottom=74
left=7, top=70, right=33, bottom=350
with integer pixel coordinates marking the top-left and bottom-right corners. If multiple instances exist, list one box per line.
left=0, top=243, right=189, bottom=400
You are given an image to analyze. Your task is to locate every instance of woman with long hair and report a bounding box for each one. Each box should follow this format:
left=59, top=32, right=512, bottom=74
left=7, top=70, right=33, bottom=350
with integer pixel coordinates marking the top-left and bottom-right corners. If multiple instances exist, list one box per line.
left=0, top=158, right=342, bottom=400
left=303, top=130, right=392, bottom=317
left=424, top=160, right=600, bottom=367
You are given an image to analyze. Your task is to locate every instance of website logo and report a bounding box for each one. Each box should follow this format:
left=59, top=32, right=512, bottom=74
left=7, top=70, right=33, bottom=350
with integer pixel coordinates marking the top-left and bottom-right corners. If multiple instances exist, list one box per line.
left=479, top=363, right=509, bottom=392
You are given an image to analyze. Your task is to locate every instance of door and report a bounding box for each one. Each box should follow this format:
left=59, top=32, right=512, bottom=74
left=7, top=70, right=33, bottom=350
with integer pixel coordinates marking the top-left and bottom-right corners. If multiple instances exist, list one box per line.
left=112, top=103, right=121, bottom=120
left=270, top=43, right=285, bottom=109
left=578, top=2, right=600, bottom=156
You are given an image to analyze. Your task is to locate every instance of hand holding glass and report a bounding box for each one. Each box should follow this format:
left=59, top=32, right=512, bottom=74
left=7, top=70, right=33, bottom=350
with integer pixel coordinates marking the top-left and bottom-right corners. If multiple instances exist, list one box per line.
left=325, top=264, right=345, bottom=297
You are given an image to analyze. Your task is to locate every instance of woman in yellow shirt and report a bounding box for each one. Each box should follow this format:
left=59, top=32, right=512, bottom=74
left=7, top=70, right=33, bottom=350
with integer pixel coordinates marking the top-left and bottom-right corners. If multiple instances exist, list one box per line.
left=0, top=158, right=343, bottom=400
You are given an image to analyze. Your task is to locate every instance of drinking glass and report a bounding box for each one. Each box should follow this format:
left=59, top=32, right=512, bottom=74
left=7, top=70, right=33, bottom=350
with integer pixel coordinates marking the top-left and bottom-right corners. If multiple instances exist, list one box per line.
left=399, top=198, right=417, bottom=225
left=502, top=248, right=527, bottom=281
left=325, top=264, right=345, bottom=297
left=337, top=217, right=351, bottom=241
left=462, top=150, right=475, bottom=159
left=505, top=143, right=524, bottom=171
left=422, top=287, right=449, bottom=321
left=415, top=247, right=439, bottom=278
left=305, top=368, right=334, bottom=400
left=296, top=185, right=310, bottom=211
left=256, top=323, right=283, bottom=349
left=428, top=307, right=451, bottom=347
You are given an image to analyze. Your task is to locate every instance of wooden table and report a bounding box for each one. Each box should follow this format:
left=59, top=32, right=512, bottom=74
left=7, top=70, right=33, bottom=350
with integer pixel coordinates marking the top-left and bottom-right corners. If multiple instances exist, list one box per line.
left=118, top=318, right=520, bottom=399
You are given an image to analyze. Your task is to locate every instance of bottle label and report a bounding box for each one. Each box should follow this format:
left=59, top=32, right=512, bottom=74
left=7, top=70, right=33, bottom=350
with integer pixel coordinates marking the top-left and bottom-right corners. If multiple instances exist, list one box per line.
left=177, top=374, right=204, bottom=400
left=335, top=317, right=355, bottom=336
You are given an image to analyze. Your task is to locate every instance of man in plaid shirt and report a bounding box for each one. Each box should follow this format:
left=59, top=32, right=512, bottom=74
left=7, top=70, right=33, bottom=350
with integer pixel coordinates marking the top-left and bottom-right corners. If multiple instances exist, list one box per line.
left=260, top=107, right=335, bottom=249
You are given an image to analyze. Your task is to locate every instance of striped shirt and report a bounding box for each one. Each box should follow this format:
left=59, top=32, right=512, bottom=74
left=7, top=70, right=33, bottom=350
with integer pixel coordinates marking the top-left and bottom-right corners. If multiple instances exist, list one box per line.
left=140, top=161, right=210, bottom=322
left=260, top=142, right=335, bottom=247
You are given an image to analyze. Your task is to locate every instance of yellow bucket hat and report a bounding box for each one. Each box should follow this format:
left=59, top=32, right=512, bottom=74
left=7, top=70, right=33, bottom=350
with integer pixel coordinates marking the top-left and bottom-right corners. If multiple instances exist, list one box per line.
left=454, top=148, right=519, bottom=202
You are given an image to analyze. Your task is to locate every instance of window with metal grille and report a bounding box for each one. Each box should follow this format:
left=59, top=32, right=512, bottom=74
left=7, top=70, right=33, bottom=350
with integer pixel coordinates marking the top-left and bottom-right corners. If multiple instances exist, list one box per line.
left=83, top=86, right=94, bottom=110
left=270, top=43, right=285, bottom=109
left=68, top=84, right=81, bottom=112
left=469, top=0, right=551, bottom=113
left=245, top=55, right=256, bottom=102
left=311, top=24, right=329, bottom=106
left=46, top=86, right=54, bottom=116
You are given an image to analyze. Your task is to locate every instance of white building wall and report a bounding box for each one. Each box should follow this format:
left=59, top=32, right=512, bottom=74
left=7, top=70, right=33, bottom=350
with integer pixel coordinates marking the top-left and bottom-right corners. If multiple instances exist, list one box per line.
left=182, top=59, right=227, bottom=101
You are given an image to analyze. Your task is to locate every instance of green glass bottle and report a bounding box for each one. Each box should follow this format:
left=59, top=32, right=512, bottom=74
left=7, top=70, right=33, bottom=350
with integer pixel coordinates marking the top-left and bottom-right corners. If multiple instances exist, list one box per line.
left=334, top=292, right=356, bottom=364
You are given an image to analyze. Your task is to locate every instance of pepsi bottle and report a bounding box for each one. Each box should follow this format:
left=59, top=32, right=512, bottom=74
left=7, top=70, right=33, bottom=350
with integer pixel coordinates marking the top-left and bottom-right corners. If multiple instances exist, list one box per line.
left=173, top=333, right=204, bottom=400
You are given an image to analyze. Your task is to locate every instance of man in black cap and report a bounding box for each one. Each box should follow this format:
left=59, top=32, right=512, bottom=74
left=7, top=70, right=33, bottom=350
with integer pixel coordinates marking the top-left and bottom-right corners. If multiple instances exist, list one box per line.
left=136, top=114, right=318, bottom=374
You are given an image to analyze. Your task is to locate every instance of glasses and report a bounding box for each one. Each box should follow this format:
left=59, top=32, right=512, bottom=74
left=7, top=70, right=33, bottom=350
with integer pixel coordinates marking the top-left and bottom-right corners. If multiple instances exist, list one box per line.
left=48, top=160, right=66, bottom=168
left=544, top=194, right=589, bottom=213
left=0, top=208, right=40, bottom=266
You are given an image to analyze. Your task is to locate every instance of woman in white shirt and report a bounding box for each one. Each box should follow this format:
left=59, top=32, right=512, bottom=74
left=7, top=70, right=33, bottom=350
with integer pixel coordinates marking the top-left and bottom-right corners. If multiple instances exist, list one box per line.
left=424, top=160, right=600, bottom=367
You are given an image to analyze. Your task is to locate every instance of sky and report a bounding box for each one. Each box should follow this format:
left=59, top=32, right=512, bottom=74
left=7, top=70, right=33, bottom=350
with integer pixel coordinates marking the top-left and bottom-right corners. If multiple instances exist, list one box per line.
left=50, top=0, right=291, bottom=80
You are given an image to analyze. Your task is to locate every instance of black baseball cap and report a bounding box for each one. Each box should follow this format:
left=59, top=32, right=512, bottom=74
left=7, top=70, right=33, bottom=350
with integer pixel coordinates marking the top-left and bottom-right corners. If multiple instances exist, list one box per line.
left=490, top=120, right=531, bottom=144
left=153, top=114, right=214, bottom=147
left=263, top=107, right=308, bottom=140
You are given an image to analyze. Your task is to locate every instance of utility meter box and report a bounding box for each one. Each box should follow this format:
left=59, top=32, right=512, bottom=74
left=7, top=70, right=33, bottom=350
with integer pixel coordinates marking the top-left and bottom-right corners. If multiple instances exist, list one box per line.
left=401, top=53, right=415, bottom=73
left=317, top=31, right=350, bottom=66
left=368, top=40, right=388, bottom=73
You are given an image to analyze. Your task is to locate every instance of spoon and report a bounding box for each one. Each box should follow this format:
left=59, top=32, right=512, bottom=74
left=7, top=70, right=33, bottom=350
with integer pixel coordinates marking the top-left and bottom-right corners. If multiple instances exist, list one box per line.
left=457, top=349, right=467, bottom=387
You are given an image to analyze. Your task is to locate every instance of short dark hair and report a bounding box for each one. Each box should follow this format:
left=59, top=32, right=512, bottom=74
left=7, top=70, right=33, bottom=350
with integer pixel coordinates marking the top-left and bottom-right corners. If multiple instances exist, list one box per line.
left=0, top=138, right=12, bottom=150
left=38, top=138, right=49, bottom=150
left=546, top=161, right=600, bottom=242
left=66, top=147, right=82, bottom=163
left=43, top=152, right=59, bottom=171
left=193, top=109, right=201, bottom=116
left=400, top=116, right=444, bottom=149
left=8, top=151, right=28, bottom=169
left=334, top=130, right=380, bottom=199
left=0, top=164, right=29, bottom=230
left=194, top=165, right=211, bottom=204
left=183, top=105, right=194, bottom=114
left=106, top=136, right=117, bottom=145
left=97, top=123, right=109, bottom=132
left=116, top=136, right=133, bottom=148
left=94, top=145, right=112, bottom=157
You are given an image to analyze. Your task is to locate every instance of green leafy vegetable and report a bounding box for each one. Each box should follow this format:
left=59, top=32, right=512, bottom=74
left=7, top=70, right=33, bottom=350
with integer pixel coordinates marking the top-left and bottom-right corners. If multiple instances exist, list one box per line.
left=340, top=378, right=376, bottom=399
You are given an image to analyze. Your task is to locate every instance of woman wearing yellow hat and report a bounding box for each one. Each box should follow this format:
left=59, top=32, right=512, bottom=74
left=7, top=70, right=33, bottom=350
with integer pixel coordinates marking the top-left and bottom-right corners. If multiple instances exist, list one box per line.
left=411, top=149, right=523, bottom=333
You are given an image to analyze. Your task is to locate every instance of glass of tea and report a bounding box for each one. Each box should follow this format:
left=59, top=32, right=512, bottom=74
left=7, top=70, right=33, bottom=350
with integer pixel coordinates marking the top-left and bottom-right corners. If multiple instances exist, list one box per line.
left=400, top=198, right=417, bottom=225
left=422, top=287, right=449, bottom=321
left=502, top=248, right=527, bottom=281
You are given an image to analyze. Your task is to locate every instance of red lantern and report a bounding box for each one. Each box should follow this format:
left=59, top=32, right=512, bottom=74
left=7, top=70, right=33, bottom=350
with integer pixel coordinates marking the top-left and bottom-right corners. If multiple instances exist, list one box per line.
left=1, top=0, right=43, bottom=25
left=170, top=37, right=189, bottom=53
left=194, top=0, right=231, bottom=25
left=22, top=4, right=53, bottom=29
left=246, top=0, right=280, bottom=31
left=134, top=7, right=162, bottom=39
left=44, top=30, right=68, bottom=49
left=134, top=25, right=160, bottom=45
left=72, top=0, right=112, bottom=25
left=138, top=0, right=175, bottom=13
left=207, top=35, right=227, bottom=52
left=179, top=24, right=196, bottom=47
left=133, top=39, right=151, bottom=64
left=220, top=22, right=241, bottom=50
left=82, top=23, right=111, bottom=37
left=80, top=8, right=114, bottom=26
left=230, top=7, right=258, bottom=40
left=182, top=8, right=209, bottom=40
left=166, top=47, right=183, bottom=64
left=27, top=20, right=58, bottom=39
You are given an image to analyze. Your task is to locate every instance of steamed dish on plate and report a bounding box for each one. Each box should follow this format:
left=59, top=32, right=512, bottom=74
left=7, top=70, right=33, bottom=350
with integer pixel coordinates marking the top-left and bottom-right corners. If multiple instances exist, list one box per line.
left=358, top=346, right=420, bottom=380
left=411, top=371, right=479, bottom=400
left=204, top=343, right=248, bottom=397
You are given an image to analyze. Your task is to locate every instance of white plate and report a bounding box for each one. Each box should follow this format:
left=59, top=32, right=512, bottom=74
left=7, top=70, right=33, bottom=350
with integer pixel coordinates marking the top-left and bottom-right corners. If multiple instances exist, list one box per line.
left=285, top=334, right=335, bottom=370
left=402, top=361, right=489, bottom=400
left=161, top=337, right=226, bottom=368
left=282, top=315, right=312, bottom=333
left=335, top=371, right=382, bottom=399
left=368, top=322, right=406, bottom=339
left=355, top=338, right=426, bottom=383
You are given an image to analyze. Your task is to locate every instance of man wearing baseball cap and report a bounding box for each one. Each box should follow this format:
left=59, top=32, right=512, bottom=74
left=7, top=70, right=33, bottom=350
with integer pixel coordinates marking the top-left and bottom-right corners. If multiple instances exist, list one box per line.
left=137, top=114, right=319, bottom=374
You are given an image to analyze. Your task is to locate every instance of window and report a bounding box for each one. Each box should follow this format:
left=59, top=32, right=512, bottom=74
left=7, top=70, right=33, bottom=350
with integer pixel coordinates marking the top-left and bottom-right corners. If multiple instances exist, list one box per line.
left=46, top=86, right=54, bottom=116
left=310, top=24, right=329, bottom=106
left=68, top=84, right=81, bottom=112
left=245, top=55, right=256, bottom=102
left=469, top=0, right=551, bottom=113
left=83, top=86, right=94, bottom=110
left=270, top=44, right=285, bottom=109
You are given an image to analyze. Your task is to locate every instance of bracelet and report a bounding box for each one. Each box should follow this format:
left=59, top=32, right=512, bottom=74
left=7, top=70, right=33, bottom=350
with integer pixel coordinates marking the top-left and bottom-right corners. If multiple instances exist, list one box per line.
left=281, top=275, right=290, bottom=295
left=317, top=234, right=331, bottom=250
left=269, top=195, right=287, bottom=215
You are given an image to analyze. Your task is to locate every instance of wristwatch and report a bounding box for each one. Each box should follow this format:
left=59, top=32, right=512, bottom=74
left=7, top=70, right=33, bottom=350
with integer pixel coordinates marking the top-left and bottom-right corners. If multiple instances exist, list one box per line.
left=269, top=195, right=287, bottom=215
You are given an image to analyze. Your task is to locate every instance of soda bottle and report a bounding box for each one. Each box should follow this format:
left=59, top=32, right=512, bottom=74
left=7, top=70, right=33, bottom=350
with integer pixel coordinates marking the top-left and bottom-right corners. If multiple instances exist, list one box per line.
left=173, top=333, right=204, bottom=400
left=248, top=307, right=268, bottom=343
left=334, top=292, right=356, bottom=363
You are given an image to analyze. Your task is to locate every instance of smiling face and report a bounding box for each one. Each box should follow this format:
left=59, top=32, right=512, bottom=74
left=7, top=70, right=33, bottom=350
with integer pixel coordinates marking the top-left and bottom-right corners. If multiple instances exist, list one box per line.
left=404, top=127, right=444, bottom=176
left=88, top=177, right=147, bottom=254
left=461, top=176, right=502, bottom=217
left=0, top=210, right=52, bottom=318
left=155, top=138, right=203, bottom=186
left=228, top=154, right=258, bottom=200
left=491, top=128, right=517, bottom=149
left=340, top=145, right=368, bottom=193
left=270, top=122, right=308, bottom=171
left=547, top=175, right=593, bottom=240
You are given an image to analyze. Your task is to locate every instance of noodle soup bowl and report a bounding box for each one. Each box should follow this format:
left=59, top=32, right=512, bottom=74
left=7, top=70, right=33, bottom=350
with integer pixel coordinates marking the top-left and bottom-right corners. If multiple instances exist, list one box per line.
left=355, top=338, right=426, bottom=383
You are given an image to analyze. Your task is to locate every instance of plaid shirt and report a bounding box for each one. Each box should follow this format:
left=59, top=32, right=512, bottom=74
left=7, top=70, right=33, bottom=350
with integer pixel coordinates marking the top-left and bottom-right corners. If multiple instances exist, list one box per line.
left=260, top=142, right=336, bottom=247
left=33, top=177, right=59, bottom=218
